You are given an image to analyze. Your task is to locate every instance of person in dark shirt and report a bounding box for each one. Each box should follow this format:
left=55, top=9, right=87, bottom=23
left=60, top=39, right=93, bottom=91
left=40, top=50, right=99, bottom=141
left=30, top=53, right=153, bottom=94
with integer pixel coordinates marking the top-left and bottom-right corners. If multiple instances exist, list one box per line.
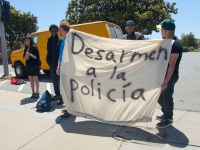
left=23, top=36, right=40, bottom=98
left=123, top=20, right=144, bottom=40
left=156, top=19, right=183, bottom=128
left=46, top=24, right=63, bottom=105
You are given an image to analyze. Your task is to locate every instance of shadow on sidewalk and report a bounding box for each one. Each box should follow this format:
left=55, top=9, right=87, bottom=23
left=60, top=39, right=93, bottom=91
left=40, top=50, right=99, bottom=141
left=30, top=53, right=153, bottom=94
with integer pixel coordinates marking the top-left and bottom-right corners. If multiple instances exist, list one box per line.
left=56, top=117, right=189, bottom=148
left=157, top=126, right=189, bottom=147
left=115, top=125, right=189, bottom=148
left=20, top=97, right=39, bottom=105
left=56, top=117, right=119, bottom=138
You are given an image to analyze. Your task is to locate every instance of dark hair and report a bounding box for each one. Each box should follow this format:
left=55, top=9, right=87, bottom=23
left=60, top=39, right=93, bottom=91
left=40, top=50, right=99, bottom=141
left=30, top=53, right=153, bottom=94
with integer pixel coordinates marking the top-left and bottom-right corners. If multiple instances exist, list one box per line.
left=49, top=24, right=59, bottom=31
left=23, top=36, right=36, bottom=58
left=24, top=36, right=35, bottom=49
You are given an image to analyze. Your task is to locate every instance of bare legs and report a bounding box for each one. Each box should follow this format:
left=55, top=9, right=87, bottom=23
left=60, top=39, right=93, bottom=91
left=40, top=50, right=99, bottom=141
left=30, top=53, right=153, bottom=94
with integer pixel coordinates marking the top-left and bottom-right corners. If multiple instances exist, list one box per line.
left=28, top=76, right=39, bottom=95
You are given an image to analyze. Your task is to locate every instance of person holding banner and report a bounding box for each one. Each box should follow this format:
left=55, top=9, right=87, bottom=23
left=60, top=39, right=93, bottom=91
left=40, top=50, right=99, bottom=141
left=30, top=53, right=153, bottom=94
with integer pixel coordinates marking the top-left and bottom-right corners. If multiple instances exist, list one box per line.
left=56, top=21, right=72, bottom=118
left=156, top=19, right=183, bottom=128
left=123, top=20, right=144, bottom=40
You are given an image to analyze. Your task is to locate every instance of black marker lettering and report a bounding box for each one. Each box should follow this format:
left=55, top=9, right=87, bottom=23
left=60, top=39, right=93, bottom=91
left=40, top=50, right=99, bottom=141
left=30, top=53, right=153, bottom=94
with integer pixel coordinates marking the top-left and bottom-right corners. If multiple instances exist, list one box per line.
left=95, top=50, right=105, bottom=60
left=72, top=33, right=85, bottom=54
left=86, top=67, right=97, bottom=78
left=117, top=72, right=126, bottom=81
left=149, top=50, right=156, bottom=60
left=131, top=88, right=146, bottom=101
left=107, top=89, right=116, bottom=102
left=110, top=66, right=117, bottom=79
left=106, top=51, right=116, bottom=63
left=157, top=47, right=168, bottom=60
left=70, top=79, right=78, bottom=102
left=81, top=85, right=90, bottom=95
left=85, top=48, right=93, bottom=59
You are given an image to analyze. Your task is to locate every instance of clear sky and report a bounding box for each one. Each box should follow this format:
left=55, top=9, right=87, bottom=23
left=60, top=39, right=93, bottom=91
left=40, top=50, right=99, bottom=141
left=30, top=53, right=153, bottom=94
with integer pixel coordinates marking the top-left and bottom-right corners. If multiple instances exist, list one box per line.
left=7, top=0, right=200, bottom=40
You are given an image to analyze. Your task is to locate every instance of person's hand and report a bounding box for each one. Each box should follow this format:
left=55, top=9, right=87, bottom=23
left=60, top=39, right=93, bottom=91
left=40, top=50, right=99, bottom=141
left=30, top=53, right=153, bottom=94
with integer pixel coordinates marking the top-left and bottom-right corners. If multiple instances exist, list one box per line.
left=26, top=52, right=30, bottom=56
left=161, top=81, right=168, bottom=90
left=56, top=68, right=60, bottom=75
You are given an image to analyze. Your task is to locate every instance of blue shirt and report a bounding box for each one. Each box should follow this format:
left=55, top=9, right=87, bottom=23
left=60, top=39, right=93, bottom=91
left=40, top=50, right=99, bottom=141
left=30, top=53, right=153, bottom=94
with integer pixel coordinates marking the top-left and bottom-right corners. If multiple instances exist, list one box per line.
left=58, top=37, right=66, bottom=63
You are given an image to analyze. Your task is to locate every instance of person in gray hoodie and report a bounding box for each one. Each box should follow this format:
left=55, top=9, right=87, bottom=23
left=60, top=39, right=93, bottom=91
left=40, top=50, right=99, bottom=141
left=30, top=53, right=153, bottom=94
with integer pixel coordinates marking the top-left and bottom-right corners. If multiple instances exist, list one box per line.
left=123, top=20, right=144, bottom=40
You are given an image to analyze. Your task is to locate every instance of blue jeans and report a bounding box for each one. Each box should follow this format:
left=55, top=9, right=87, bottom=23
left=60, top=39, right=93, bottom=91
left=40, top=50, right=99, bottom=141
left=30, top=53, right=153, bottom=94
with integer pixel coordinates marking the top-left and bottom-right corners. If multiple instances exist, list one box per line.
left=50, top=66, right=61, bottom=97
left=158, top=77, right=178, bottom=119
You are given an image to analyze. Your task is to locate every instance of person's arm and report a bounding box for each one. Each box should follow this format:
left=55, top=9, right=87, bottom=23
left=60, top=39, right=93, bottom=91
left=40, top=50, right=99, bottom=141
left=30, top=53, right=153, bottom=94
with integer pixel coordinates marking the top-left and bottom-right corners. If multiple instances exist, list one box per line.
left=56, top=38, right=65, bottom=75
left=56, top=62, right=61, bottom=75
left=46, top=39, right=51, bottom=65
left=23, top=48, right=26, bottom=59
left=27, top=47, right=38, bottom=59
left=162, top=53, right=179, bottom=90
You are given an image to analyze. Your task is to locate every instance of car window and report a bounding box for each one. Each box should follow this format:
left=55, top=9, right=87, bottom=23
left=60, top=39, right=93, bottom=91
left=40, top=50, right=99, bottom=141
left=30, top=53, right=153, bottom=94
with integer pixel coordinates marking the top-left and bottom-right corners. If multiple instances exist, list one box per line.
left=108, top=25, right=117, bottom=38
left=116, top=27, right=123, bottom=39
left=32, top=35, right=38, bottom=45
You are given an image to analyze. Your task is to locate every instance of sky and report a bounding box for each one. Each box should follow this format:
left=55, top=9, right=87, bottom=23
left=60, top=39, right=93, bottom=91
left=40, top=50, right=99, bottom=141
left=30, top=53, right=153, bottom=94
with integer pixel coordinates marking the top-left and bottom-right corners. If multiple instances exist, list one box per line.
left=7, top=0, right=200, bottom=40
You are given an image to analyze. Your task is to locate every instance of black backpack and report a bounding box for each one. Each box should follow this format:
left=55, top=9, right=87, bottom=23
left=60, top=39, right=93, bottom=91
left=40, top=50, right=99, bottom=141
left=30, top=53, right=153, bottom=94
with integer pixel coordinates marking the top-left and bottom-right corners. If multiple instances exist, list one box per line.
left=36, top=90, right=53, bottom=112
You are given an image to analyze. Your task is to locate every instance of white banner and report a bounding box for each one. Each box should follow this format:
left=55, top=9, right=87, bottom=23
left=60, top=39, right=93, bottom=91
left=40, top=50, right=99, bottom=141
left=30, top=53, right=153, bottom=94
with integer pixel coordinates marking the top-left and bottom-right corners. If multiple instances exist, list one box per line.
left=60, top=29, right=173, bottom=126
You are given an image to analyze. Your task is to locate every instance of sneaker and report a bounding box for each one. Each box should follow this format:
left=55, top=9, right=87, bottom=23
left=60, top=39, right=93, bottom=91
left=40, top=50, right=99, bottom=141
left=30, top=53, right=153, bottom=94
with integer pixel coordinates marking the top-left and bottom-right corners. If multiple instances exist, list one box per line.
left=156, top=119, right=173, bottom=128
left=60, top=112, right=73, bottom=119
left=62, top=109, right=68, bottom=113
left=33, top=93, right=40, bottom=99
left=30, top=93, right=35, bottom=98
left=57, top=99, right=64, bottom=105
left=156, top=114, right=165, bottom=121
left=52, top=96, right=62, bottom=101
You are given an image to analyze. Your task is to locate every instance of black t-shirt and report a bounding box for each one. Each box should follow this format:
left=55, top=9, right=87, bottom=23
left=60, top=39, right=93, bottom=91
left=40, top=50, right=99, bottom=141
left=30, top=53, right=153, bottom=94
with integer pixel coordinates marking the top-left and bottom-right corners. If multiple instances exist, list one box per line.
left=171, top=37, right=183, bottom=78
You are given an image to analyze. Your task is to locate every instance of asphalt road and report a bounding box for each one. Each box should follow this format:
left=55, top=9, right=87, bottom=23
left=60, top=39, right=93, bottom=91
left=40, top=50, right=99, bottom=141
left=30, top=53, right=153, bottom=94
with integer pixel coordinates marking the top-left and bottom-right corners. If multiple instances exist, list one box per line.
left=0, top=52, right=199, bottom=112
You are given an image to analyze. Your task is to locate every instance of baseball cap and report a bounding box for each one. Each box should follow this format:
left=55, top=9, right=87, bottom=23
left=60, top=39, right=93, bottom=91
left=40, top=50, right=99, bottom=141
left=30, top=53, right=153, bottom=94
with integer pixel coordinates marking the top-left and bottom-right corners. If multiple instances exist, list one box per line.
left=125, top=20, right=135, bottom=26
left=156, top=19, right=176, bottom=30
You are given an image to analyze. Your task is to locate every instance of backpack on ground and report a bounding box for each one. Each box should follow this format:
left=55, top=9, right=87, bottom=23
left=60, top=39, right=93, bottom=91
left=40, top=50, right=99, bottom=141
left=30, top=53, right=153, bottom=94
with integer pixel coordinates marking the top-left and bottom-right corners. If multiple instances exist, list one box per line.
left=36, top=90, right=53, bottom=112
left=10, top=78, right=26, bottom=85
left=10, top=78, right=20, bottom=85
left=15, top=79, right=26, bottom=85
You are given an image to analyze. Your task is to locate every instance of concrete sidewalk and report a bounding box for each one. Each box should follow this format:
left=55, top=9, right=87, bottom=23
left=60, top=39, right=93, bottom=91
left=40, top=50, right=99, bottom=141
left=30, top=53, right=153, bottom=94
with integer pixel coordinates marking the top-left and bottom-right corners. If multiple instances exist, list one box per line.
left=0, top=90, right=200, bottom=150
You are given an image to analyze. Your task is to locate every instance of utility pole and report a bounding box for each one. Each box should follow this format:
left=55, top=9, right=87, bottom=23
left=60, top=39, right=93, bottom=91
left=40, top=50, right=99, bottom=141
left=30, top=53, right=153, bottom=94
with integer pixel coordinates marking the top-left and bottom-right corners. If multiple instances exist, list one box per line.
left=0, top=0, right=9, bottom=76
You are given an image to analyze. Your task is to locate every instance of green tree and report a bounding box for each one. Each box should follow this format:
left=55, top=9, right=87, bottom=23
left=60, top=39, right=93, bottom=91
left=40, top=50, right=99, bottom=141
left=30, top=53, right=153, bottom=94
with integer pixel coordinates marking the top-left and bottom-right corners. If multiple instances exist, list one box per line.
left=64, top=0, right=178, bottom=34
left=4, top=6, right=38, bottom=51
left=181, top=32, right=198, bottom=49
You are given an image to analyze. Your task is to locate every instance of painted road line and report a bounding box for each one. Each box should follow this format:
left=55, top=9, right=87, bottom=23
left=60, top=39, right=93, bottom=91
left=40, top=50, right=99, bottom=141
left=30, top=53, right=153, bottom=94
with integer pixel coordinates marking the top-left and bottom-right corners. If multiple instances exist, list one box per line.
left=18, top=84, right=25, bottom=91
left=0, top=80, right=8, bottom=86
left=47, top=83, right=51, bottom=93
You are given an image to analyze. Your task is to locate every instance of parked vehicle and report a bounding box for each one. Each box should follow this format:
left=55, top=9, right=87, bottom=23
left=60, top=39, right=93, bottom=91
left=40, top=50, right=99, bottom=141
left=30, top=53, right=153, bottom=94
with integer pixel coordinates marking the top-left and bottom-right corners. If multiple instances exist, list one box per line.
left=11, top=21, right=123, bottom=78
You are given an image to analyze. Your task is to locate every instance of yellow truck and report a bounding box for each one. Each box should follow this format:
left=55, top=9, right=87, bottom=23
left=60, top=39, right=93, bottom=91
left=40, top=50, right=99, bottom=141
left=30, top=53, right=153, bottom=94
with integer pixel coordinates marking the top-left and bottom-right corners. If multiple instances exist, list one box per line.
left=11, top=21, right=123, bottom=78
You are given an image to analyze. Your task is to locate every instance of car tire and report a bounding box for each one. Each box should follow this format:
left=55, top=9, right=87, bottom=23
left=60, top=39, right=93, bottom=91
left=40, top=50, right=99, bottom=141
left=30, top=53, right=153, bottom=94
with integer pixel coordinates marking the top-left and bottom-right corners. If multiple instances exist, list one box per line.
left=14, top=62, right=26, bottom=78
left=43, top=70, right=50, bottom=74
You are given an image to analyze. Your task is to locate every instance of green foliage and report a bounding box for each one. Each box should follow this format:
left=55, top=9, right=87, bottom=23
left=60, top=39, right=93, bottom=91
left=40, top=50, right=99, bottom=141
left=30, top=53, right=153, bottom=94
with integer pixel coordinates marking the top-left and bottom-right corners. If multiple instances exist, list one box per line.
left=191, top=49, right=198, bottom=52
left=181, top=32, right=198, bottom=48
left=183, top=47, right=188, bottom=52
left=4, top=6, right=38, bottom=50
left=64, top=0, right=178, bottom=34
